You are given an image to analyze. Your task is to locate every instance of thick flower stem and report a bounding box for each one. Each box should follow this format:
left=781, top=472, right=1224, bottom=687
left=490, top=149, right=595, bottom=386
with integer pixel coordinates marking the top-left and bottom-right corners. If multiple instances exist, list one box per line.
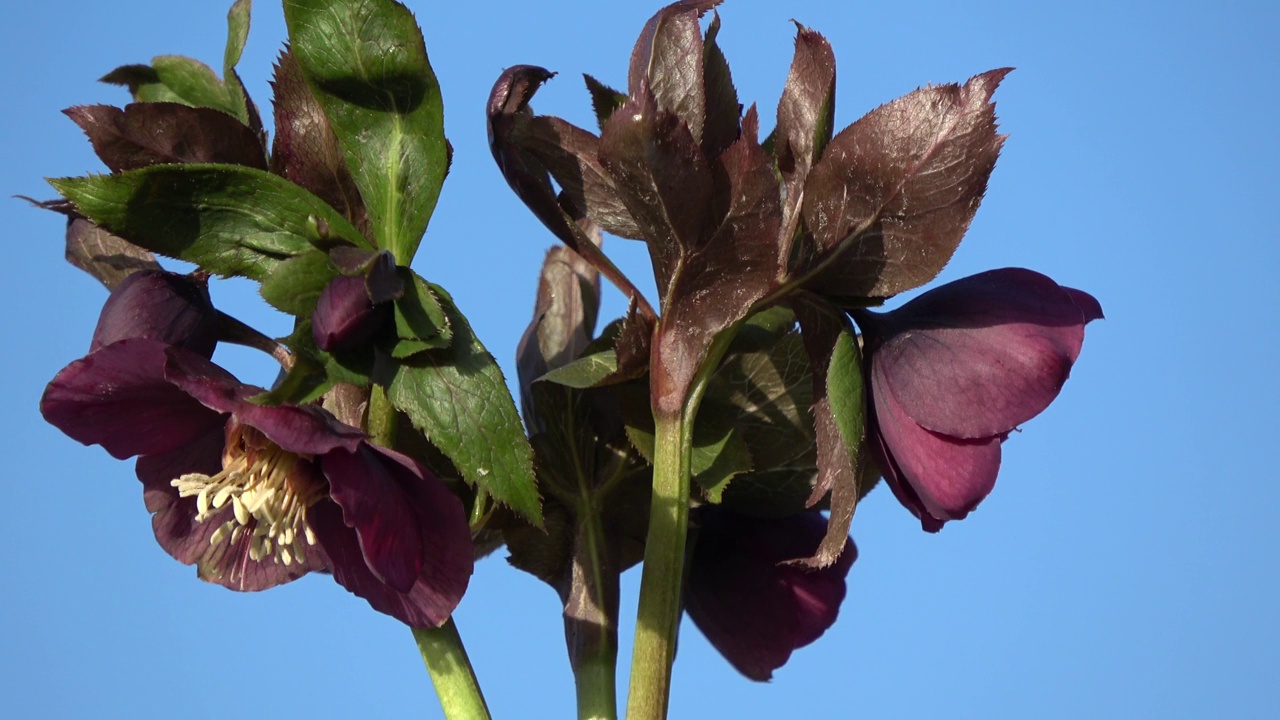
left=567, top=510, right=620, bottom=720
left=625, top=411, right=693, bottom=720
left=413, top=619, right=492, bottom=720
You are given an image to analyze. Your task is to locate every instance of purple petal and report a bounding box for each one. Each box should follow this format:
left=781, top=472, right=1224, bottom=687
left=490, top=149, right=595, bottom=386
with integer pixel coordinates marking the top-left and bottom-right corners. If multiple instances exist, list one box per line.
left=135, top=432, right=324, bottom=591
left=865, top=268, right=1102, bottom=439
left=41, top=339, right=224, bottom=459
left=871, top=373, right=1002, bottom=528
left=161, top=347, right=365, bottom=456
left=90, top=270, right=218, bottom=357
left=320, top=445, right=424, bottom=593
left=685, top=509, right=855, bottom=681
left=308, top=461, right=474, bottom=627
left=311, top=275, right=388, bottom=352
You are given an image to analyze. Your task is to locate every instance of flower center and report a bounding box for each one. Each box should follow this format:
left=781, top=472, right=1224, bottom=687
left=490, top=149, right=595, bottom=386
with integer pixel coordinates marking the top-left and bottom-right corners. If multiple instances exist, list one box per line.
left=171, top=423, right=325, bottom=568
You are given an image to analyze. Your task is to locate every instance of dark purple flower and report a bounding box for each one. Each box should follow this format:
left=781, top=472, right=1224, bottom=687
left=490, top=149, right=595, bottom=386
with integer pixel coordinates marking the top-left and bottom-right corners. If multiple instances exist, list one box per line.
left=41, top=338, right=473, bottom=627
left=685, top=508, right=856, bottom=681
left=90, top=269, right=219, bottom=357
left=311, top=274, right=389, bottom=352
left=854, top=268, right=1103, bottom=532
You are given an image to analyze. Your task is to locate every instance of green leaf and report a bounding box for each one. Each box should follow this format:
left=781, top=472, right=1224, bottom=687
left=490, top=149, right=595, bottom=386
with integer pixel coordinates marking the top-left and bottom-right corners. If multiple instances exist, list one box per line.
left=826, top=327, right=865, bottom=466
left=387, top=286, right=541, bottom=524
left=392, top=269, right=451, bottom=355
left=284, top=0, right=448, bottom=263
left=152, top=55, right=245, bottom=121
left=538, top=350, right=618, bottom=389
left=257, top=320, right=373, bottom=406
left=625, top=410, right=752, bottom=502
left=223, top=0, right=253, bottom=122
left=50, top=164, right=369, bottom=281
left=259, top=250, right=336, bottom=315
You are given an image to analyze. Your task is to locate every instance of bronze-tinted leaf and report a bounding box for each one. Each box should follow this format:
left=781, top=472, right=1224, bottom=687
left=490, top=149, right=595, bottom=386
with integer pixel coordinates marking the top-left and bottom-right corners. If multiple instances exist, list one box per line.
left=583, top=74, right=628, bottom=131
left=598, top=87, right=714, bottom=297
left=700, top=12, right=740, bottom=160
left=270, top=49, right=369, bottom=235
left=792, top=300, right=865, bottom=568
left=650, top=108, right=781, bottom=415
left=628, top=0, right=723, bottom=143
left=63, top=217, right=162, bottom=290
left=775, top=24, right=835, bottom=260
left=801, top=69, right=1010, bottom=299
left=64, top=103, right=267, bottom=172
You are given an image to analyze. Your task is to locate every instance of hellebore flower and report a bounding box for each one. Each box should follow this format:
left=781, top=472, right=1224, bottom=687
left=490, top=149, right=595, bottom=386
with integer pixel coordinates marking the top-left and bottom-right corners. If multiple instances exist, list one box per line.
left=90, top=269, right=219, bottom=356
left=311, top=274, right=390, bottom=352
left=685, top=508, right=856, bottom=681
left=41, top=277, right=473, bottom=626
left=853, top=268, right=1103, bottom=532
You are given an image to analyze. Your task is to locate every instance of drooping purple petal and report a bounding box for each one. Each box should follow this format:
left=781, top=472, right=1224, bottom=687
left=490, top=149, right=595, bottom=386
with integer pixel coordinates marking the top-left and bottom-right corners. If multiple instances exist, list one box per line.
left=135, top=433, right=325, bottom=591
left=871, top=373, right=1002, bottom=527
left=161, top=346, right=365, bottom=456
left=90, top=270, right=218, bottom=357
left=685, top=509, right=855, bottom=681
left=321, top=445, right=424, bottom=593
left=41, top=339, right=224, bottom=460
left=864, top=268, right=1102, bottom=439
left=308, top=459, right=473, bottom=628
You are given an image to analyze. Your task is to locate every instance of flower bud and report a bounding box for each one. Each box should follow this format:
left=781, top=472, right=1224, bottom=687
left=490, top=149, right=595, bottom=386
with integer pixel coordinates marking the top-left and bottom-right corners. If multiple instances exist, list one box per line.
left=91, top=270, right=219, bottom=358
left=311, top=275, right=389, bottom=352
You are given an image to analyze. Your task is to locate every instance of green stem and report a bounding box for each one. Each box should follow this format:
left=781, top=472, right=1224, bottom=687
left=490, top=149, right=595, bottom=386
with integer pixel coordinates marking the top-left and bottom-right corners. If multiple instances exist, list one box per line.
left=625, top=411, right=692, bottom=720
left=413, top=619, right=492, bottom=720
left=368, top=389, right=489, bottom=719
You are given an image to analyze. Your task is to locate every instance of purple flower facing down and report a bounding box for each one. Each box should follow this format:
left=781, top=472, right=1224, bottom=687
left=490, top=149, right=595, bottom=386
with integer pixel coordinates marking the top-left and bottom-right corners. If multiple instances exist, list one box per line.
left=311, top=274, right=389, bottom=352
left=90, top=269, right=219, bottom=357
left=41, top=339, right=473, bottom=627
left=854, top=268, right=1103, bottom=532
left=685, top=508, right=856, bottom=681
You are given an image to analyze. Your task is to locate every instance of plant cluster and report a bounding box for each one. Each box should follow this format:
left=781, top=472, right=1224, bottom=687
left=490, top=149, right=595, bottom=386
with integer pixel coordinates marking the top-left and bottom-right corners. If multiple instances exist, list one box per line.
left=35, top=1, right=1100, bottom=718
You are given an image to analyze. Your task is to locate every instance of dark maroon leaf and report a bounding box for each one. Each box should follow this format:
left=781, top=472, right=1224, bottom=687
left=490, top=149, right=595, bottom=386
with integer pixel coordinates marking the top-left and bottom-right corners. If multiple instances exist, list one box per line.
left=583, top=74, right=628, bottom=130
left=801, top=69, right=1010, bottom=299
left=518, top=115, right=643, bottom=240
left=610, top=297, right=655, bottom=384
left=775, top=24, right=835, bottom=258
left=516, top=238, right=601, bottom=430
left=64, top=103, right=267, bottom=172
left=650, top=108, right=781, bottom=414
left=599, top=87, right=715, bottom=297
left=63, top=216, right=161, bottom=290
left=270, top=49, right=369, bottom=234
left=628, top=0, right=723, bottom=143
left=700, top=12, right=740, bottom=160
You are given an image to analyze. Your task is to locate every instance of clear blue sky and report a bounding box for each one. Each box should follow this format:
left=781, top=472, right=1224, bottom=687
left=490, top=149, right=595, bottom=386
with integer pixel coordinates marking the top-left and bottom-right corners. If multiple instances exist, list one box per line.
left=3, top=1, right=1278, bottom=717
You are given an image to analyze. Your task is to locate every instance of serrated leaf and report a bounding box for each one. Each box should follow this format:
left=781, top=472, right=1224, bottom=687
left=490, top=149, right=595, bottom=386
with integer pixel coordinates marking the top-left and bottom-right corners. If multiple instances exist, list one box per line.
left=792, top=302, right=864, bottom=569
left=151, top=55, right=245, bottom=121
left=64, top=103, right=267, bottom=172
left=50, top=164, right=369, bottom=280
left=701, top=12, right=740, bottom=160
left=539, top=350, right=619, bottom=389
left=284, top=0, right=447, bottom=263
left=583, top=74, right=628, bottom=131
left=625, top=412, right=751, bottom=501
left=270, top=49, right=369, bottom=234
left=801, top=69, right=1010, bottom=300
left=259, top=250, right=335, bottom=315
left=775, top=24, right=835, bottom=250
left=223, top=0, right=252, bottom=122
left=628, top=0, right=723, bottom=143
left=386, top=286, right=541, bottom=524
left=392, top=269, right=451, bottom=354
left=63, top=216, right=162, bottom=290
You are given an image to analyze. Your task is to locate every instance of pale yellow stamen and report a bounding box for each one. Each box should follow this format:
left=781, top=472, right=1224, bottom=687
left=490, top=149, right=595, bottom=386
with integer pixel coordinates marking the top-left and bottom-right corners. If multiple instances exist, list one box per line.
left=171, top=424, right=325, bottom=576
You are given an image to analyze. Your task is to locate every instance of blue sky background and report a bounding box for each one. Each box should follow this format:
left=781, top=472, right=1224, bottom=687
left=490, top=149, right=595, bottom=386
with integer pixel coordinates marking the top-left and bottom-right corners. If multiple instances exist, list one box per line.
left=2, top=1, right=1277, bottom=717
